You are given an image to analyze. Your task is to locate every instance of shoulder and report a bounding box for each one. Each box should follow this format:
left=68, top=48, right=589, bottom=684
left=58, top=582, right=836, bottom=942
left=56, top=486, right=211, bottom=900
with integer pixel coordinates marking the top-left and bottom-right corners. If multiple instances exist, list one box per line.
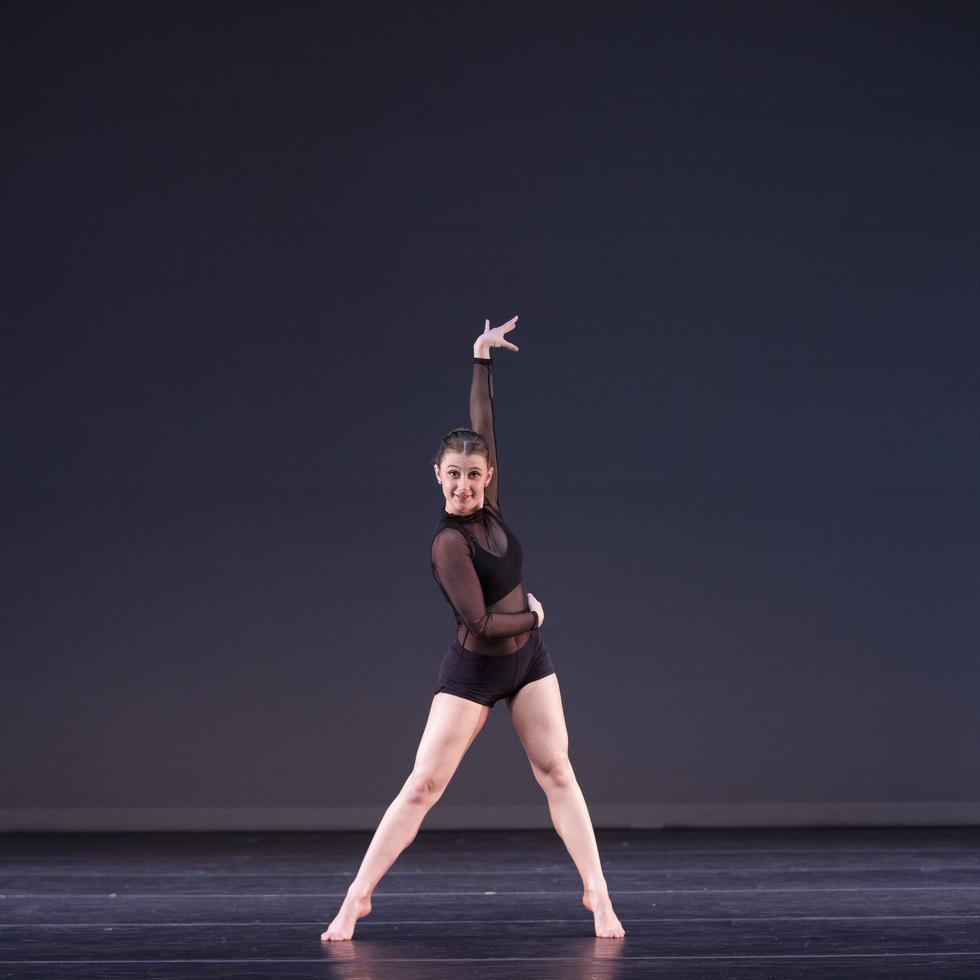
left=431, top=524, right=475, bottom=560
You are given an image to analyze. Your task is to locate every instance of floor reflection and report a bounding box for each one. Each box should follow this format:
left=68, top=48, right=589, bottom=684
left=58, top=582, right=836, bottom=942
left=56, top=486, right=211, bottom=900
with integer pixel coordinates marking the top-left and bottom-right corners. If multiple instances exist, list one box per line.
left=319, top=934, right=625, bottom=979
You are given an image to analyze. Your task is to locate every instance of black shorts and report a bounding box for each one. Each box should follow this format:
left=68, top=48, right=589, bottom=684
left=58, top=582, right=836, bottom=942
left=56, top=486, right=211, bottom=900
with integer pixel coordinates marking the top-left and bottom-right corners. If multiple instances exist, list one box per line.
left=434, top=630, right=557, bottom=708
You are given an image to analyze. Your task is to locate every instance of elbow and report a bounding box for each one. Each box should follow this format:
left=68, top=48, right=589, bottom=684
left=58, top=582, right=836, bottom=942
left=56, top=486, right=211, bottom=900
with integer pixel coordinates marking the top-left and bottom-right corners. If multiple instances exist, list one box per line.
left=466, top=614, right=492, bottom=640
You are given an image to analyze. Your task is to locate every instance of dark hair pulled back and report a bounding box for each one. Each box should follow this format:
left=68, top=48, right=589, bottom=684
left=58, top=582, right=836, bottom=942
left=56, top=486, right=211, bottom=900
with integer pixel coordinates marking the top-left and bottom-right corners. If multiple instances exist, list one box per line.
left=432, top=427, right=491, bottom=468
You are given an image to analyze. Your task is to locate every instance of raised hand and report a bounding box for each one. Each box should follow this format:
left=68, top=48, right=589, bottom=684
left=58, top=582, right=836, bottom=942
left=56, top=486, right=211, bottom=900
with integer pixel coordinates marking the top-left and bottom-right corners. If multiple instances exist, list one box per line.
left=476, top=314, right=519, bottom=354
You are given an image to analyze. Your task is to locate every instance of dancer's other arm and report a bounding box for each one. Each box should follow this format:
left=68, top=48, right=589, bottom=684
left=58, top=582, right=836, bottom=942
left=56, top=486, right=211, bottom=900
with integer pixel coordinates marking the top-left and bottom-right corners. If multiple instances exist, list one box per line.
left=431, top=528, right=540, bottom=636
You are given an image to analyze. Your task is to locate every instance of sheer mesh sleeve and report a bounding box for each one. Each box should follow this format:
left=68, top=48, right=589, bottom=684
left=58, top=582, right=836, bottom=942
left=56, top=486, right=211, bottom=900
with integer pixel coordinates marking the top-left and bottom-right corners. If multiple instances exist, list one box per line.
left=430, top=527, right=538, bottom=641
left=470, top=355, right=499, bottom=510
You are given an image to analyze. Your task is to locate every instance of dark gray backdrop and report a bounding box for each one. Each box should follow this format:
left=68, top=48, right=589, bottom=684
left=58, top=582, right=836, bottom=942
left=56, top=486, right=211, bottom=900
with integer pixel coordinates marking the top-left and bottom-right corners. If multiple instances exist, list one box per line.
left=2, top=1, right=978, bottom=830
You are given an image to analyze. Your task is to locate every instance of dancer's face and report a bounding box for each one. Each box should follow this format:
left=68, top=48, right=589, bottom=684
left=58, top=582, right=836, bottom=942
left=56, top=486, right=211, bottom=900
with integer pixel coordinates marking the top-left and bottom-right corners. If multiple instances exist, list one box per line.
left=434, top=453, right=493, bottom=515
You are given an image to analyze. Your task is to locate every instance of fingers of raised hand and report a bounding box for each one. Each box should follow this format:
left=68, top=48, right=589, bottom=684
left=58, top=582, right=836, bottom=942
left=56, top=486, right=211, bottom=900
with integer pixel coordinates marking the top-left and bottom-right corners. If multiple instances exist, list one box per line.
left=481, top=314, right=519, bottom=350
left=495, top=315, right=519, bottom=349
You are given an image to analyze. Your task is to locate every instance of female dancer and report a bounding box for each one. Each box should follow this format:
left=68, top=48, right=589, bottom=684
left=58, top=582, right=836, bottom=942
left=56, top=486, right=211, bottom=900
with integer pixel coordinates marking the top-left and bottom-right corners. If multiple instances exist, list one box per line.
left=321, top=315, right=624, bottom=941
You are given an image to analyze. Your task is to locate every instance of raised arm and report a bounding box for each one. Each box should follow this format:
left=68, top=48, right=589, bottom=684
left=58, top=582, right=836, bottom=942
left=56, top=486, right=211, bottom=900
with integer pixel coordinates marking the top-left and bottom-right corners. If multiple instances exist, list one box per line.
left=469, top=355, right=499, bottom=510
left=431, top=528, right=539, bottom=638
left=471, top=315, right=520, bottom=511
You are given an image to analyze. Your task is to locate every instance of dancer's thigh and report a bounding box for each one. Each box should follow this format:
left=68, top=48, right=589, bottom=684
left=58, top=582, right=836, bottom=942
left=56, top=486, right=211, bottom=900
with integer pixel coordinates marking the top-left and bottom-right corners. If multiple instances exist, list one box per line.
left=412, top=692, right=490, bottom=787
left=506, top=674, right=568, bottom=775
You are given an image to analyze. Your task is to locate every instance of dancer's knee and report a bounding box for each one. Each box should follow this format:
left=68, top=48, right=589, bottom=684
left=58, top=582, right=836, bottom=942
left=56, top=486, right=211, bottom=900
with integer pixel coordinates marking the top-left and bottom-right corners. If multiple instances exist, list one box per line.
left=402, top=770, right=446, bottom=807
left=534, top=753, right=575, bottom=792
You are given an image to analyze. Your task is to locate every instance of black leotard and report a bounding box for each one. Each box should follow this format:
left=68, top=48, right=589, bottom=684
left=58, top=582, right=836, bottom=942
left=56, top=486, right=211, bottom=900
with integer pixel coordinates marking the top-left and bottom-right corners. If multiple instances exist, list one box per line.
left=430, top=355, right=541, bottom=656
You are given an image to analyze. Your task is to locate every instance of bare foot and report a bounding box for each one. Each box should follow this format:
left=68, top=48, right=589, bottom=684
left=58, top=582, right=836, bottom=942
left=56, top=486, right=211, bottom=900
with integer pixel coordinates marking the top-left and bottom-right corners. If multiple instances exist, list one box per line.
left=583, top=886, right=625, bottom=938
left=320, top=892, right=372, bottom=941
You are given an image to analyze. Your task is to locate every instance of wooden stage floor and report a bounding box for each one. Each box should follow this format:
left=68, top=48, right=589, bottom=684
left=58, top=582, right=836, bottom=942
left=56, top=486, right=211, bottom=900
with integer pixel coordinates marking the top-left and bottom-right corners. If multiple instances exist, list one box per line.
left=1, top=826, right=979, bottom=979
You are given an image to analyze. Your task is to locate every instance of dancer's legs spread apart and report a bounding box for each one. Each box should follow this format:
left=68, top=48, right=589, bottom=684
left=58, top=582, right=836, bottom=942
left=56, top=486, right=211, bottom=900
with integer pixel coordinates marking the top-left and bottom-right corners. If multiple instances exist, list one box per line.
left=506, top=674, right=603, bottom=887
left=354, top=691, right=489, bottom=893
left=321, top=692, right=488, bottom=940
left=506, top=673, right=625, bottom=937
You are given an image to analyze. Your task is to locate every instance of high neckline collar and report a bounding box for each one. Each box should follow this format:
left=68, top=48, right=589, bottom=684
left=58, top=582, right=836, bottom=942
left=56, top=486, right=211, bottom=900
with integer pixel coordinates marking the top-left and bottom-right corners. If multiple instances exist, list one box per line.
left=442, top=502, right=486, bottom=522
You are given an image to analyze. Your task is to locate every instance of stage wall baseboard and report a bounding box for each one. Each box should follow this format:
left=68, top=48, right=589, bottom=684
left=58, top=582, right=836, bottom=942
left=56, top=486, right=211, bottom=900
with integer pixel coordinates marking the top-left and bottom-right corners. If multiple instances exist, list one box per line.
left=1, top=801, right=979, bottom=832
